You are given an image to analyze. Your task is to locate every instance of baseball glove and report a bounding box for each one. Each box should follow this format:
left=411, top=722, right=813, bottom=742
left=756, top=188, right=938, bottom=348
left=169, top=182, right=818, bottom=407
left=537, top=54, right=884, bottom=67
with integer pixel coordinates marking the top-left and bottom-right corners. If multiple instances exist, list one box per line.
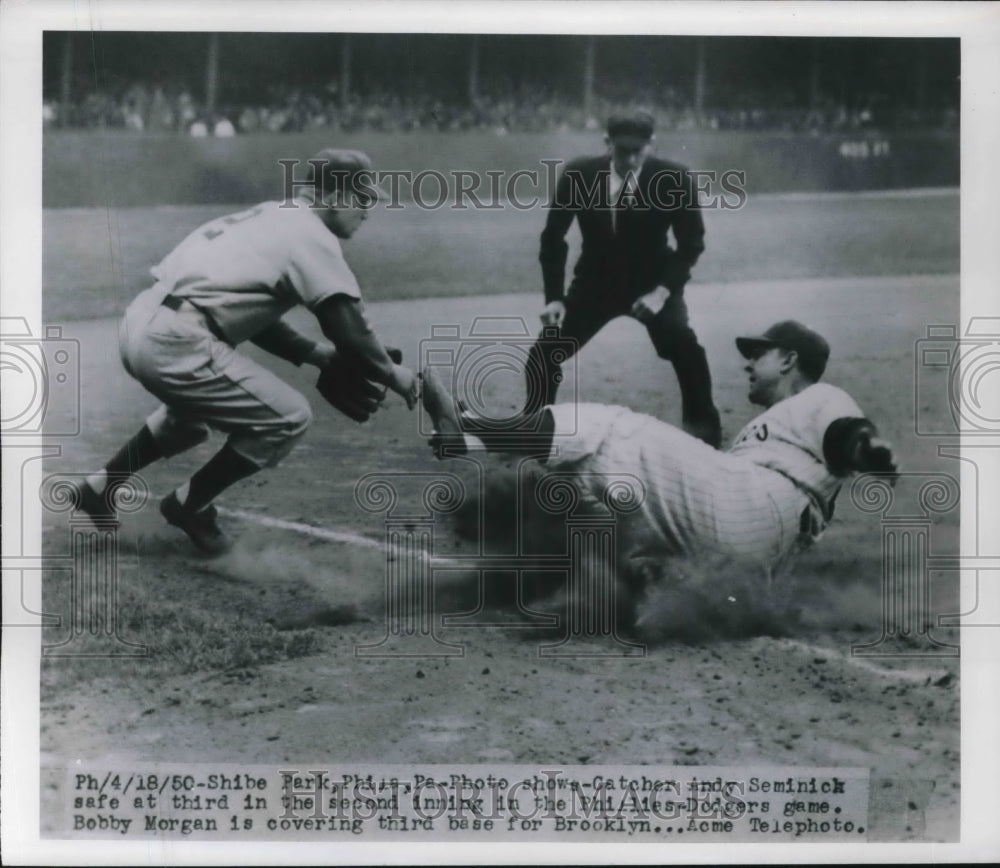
left=316, top=347, right=402, bottom=422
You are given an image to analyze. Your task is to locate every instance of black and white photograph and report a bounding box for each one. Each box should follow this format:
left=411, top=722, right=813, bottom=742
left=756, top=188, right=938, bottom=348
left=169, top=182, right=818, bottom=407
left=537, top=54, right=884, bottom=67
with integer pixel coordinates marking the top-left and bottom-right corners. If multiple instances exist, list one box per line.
left=2, top=0, right=998, bottom=863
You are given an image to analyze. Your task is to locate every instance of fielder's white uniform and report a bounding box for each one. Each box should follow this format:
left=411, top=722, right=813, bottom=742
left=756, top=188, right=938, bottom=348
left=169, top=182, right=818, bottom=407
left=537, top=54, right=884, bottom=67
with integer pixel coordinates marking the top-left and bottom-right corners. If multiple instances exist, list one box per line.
left=120, top=199, right=361, bottom=467
left=546, top=382, right=864, bottom=568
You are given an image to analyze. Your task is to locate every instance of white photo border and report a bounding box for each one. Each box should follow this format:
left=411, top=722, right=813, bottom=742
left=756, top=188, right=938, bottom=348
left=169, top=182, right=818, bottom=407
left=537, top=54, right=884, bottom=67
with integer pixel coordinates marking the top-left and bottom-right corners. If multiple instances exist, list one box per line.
left=2, top=0, right=998, bottom=864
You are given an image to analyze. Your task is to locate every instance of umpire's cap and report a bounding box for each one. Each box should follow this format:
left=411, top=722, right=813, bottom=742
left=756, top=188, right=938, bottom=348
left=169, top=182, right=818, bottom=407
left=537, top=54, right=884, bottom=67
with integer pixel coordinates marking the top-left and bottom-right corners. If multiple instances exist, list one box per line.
left=736, top=320, right=831, bottom=381
left=307, top=148, right=388, bottom=202
left=606, top=110, right=655, bottom=142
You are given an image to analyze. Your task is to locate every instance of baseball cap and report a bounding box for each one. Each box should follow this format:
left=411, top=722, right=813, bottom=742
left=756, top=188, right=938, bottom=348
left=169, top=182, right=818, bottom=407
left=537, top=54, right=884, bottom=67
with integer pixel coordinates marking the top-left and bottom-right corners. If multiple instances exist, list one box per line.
left=606, top=111, right=655, bottom=142
left=735, top=320, right=831, bottom=381
left=307, top=148, right=388, bottom=203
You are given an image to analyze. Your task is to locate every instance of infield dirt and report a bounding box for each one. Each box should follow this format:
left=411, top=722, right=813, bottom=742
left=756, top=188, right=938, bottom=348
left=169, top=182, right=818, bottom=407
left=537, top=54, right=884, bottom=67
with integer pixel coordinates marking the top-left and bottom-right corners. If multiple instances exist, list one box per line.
left=39, top=261, right=960, bottom=840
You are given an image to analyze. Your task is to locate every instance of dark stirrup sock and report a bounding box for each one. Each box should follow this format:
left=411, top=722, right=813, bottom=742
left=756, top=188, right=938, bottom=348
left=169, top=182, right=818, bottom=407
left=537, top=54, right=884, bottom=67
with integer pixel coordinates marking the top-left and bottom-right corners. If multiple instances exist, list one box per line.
left=104, top=425, right=164, bottom=478
left=179, top=444, right=260, bottom=514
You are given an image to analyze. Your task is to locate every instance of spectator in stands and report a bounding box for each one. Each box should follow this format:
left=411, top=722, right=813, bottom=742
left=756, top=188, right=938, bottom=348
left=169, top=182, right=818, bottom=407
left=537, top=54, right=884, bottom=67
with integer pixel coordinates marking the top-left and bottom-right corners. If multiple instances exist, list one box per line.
left=213, top=115, right=236, bottom=137
left=189, top=114, right=209, bottom=137
left=124, top=107, right=145, bottom=132
left=177, top=90, right=198, bottom=130
left=237, top=106, right=260, bottom=133
left=148, top=87, right=176, bottom=131
left=123, top=82, right=150, bottom=130
left=48, top=76, right=959, bottom=136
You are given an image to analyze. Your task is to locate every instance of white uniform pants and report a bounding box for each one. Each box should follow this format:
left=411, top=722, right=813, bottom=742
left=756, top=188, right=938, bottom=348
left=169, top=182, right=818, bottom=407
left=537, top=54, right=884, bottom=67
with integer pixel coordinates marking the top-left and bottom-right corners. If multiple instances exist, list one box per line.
left=119, top=285, right=312, bottom=468
left=547, top=403, right=810, bottom=568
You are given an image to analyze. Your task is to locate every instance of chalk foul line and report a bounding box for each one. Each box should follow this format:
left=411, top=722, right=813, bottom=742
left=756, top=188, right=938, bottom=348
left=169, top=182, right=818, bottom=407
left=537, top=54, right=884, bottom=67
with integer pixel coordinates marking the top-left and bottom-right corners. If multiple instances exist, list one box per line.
left=776, top=638, right=955, bottom=685
left=216, top=506, right=384, bottom=551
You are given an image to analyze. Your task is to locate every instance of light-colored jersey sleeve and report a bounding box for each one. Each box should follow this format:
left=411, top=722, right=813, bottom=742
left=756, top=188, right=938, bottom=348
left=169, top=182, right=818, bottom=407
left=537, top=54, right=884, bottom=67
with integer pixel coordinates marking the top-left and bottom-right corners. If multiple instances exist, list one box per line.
left=795, top=383, right=866, bottom=449
left=146, top=201, right=363, bottom=346
left=730, top=384, right=863, bottom=458
left=729, top=383, right=866, bottom=518
left=283, top=211, right=362, bottom=309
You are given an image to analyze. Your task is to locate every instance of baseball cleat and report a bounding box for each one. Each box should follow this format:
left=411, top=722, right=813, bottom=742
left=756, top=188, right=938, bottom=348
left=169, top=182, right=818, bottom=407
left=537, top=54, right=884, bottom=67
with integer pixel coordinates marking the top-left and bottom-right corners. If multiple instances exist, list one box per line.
left=160, top=492, right=234, bottom=556
left=70, top=480, right=119, bottom=526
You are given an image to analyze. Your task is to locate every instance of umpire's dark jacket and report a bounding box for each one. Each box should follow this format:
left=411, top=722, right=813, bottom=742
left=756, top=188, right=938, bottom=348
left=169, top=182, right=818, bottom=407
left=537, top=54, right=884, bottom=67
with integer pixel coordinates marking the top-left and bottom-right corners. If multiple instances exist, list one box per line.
left=540, top=155, right=705, bottom=305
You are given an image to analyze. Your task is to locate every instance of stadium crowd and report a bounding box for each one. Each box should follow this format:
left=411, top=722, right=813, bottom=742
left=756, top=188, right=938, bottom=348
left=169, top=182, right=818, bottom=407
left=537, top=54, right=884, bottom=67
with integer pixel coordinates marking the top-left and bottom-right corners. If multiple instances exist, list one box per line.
left=44, top=79, right=958, bottom=136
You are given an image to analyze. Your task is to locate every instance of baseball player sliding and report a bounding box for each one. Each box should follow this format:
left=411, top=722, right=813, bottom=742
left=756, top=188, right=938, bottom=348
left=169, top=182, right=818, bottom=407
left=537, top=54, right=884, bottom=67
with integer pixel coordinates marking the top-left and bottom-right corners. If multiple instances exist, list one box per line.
left=71, top=149, right=418, bottom=555
left=423, top=320, right=898, bottom=572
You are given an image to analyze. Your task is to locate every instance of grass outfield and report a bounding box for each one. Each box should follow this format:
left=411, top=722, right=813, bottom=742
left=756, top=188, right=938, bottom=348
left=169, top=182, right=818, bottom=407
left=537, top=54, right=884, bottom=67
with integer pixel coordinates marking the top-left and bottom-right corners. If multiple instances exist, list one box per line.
left=42, top=189, right=958, bottom=322
left=43, top=129, right=959, bottom=208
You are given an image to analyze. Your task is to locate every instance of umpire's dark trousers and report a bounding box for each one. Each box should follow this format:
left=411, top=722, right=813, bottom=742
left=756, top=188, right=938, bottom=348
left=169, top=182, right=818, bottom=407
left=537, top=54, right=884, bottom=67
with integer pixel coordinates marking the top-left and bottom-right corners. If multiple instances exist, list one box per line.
left=523, top=290, right=722, bottom=448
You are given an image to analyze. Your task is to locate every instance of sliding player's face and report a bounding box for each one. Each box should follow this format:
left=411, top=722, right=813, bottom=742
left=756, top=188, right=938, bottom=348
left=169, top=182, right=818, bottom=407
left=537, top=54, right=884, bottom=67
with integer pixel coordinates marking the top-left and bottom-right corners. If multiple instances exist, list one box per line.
left=744, top=345, right=790, bottom=407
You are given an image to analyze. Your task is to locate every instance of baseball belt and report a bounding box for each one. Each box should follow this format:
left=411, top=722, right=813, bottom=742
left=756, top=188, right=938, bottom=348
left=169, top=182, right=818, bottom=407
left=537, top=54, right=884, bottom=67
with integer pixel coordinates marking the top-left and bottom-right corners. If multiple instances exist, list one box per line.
left=160, top=294, right=230, bottom=345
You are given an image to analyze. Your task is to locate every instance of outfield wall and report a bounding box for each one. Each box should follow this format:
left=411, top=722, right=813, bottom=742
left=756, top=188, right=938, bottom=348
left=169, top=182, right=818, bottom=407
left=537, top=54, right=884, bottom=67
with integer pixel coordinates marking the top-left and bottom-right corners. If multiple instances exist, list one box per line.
left=43, top=129, right=958, bottom=208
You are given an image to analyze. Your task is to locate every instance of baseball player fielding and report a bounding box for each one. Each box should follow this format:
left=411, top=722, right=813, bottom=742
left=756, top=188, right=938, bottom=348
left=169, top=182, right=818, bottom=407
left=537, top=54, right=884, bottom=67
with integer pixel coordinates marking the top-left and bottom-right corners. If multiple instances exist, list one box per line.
left=70, top=148, right=418, bottom=554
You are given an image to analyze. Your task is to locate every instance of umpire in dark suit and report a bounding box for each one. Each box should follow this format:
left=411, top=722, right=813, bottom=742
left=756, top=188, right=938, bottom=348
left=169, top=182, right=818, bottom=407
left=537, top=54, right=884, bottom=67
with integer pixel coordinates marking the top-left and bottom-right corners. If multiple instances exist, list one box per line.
left=523, top=111, right=722, bottom=447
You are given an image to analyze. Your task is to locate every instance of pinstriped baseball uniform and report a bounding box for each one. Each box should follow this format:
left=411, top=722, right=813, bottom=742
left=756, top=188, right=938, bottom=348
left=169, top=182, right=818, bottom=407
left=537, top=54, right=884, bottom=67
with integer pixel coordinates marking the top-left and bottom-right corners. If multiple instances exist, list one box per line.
left=120, top=199, right=361, bottom=467
left=546, top=382, right=864, bottom=567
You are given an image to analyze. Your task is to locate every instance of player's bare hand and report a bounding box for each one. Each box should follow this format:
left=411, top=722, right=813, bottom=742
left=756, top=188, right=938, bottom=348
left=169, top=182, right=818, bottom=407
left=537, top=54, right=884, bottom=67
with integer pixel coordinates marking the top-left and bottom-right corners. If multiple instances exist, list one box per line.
left=630, top=286, right=670, bottom=324
left=390, top=364, right=419, bottom=410
left=540, top=300, right=566, bottom=328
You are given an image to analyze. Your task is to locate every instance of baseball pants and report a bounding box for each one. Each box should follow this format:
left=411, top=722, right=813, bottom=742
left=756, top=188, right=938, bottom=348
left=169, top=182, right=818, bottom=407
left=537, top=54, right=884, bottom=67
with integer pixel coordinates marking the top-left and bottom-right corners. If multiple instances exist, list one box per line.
left=118, top=286, right=312, bottom=468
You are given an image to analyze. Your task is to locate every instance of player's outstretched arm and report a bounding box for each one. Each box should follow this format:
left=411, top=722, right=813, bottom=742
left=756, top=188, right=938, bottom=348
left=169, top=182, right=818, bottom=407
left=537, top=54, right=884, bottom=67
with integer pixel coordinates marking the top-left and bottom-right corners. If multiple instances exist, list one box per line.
left=314, top=295, right=417, bottom=408
left=250, top=319, right=331, bottom=367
